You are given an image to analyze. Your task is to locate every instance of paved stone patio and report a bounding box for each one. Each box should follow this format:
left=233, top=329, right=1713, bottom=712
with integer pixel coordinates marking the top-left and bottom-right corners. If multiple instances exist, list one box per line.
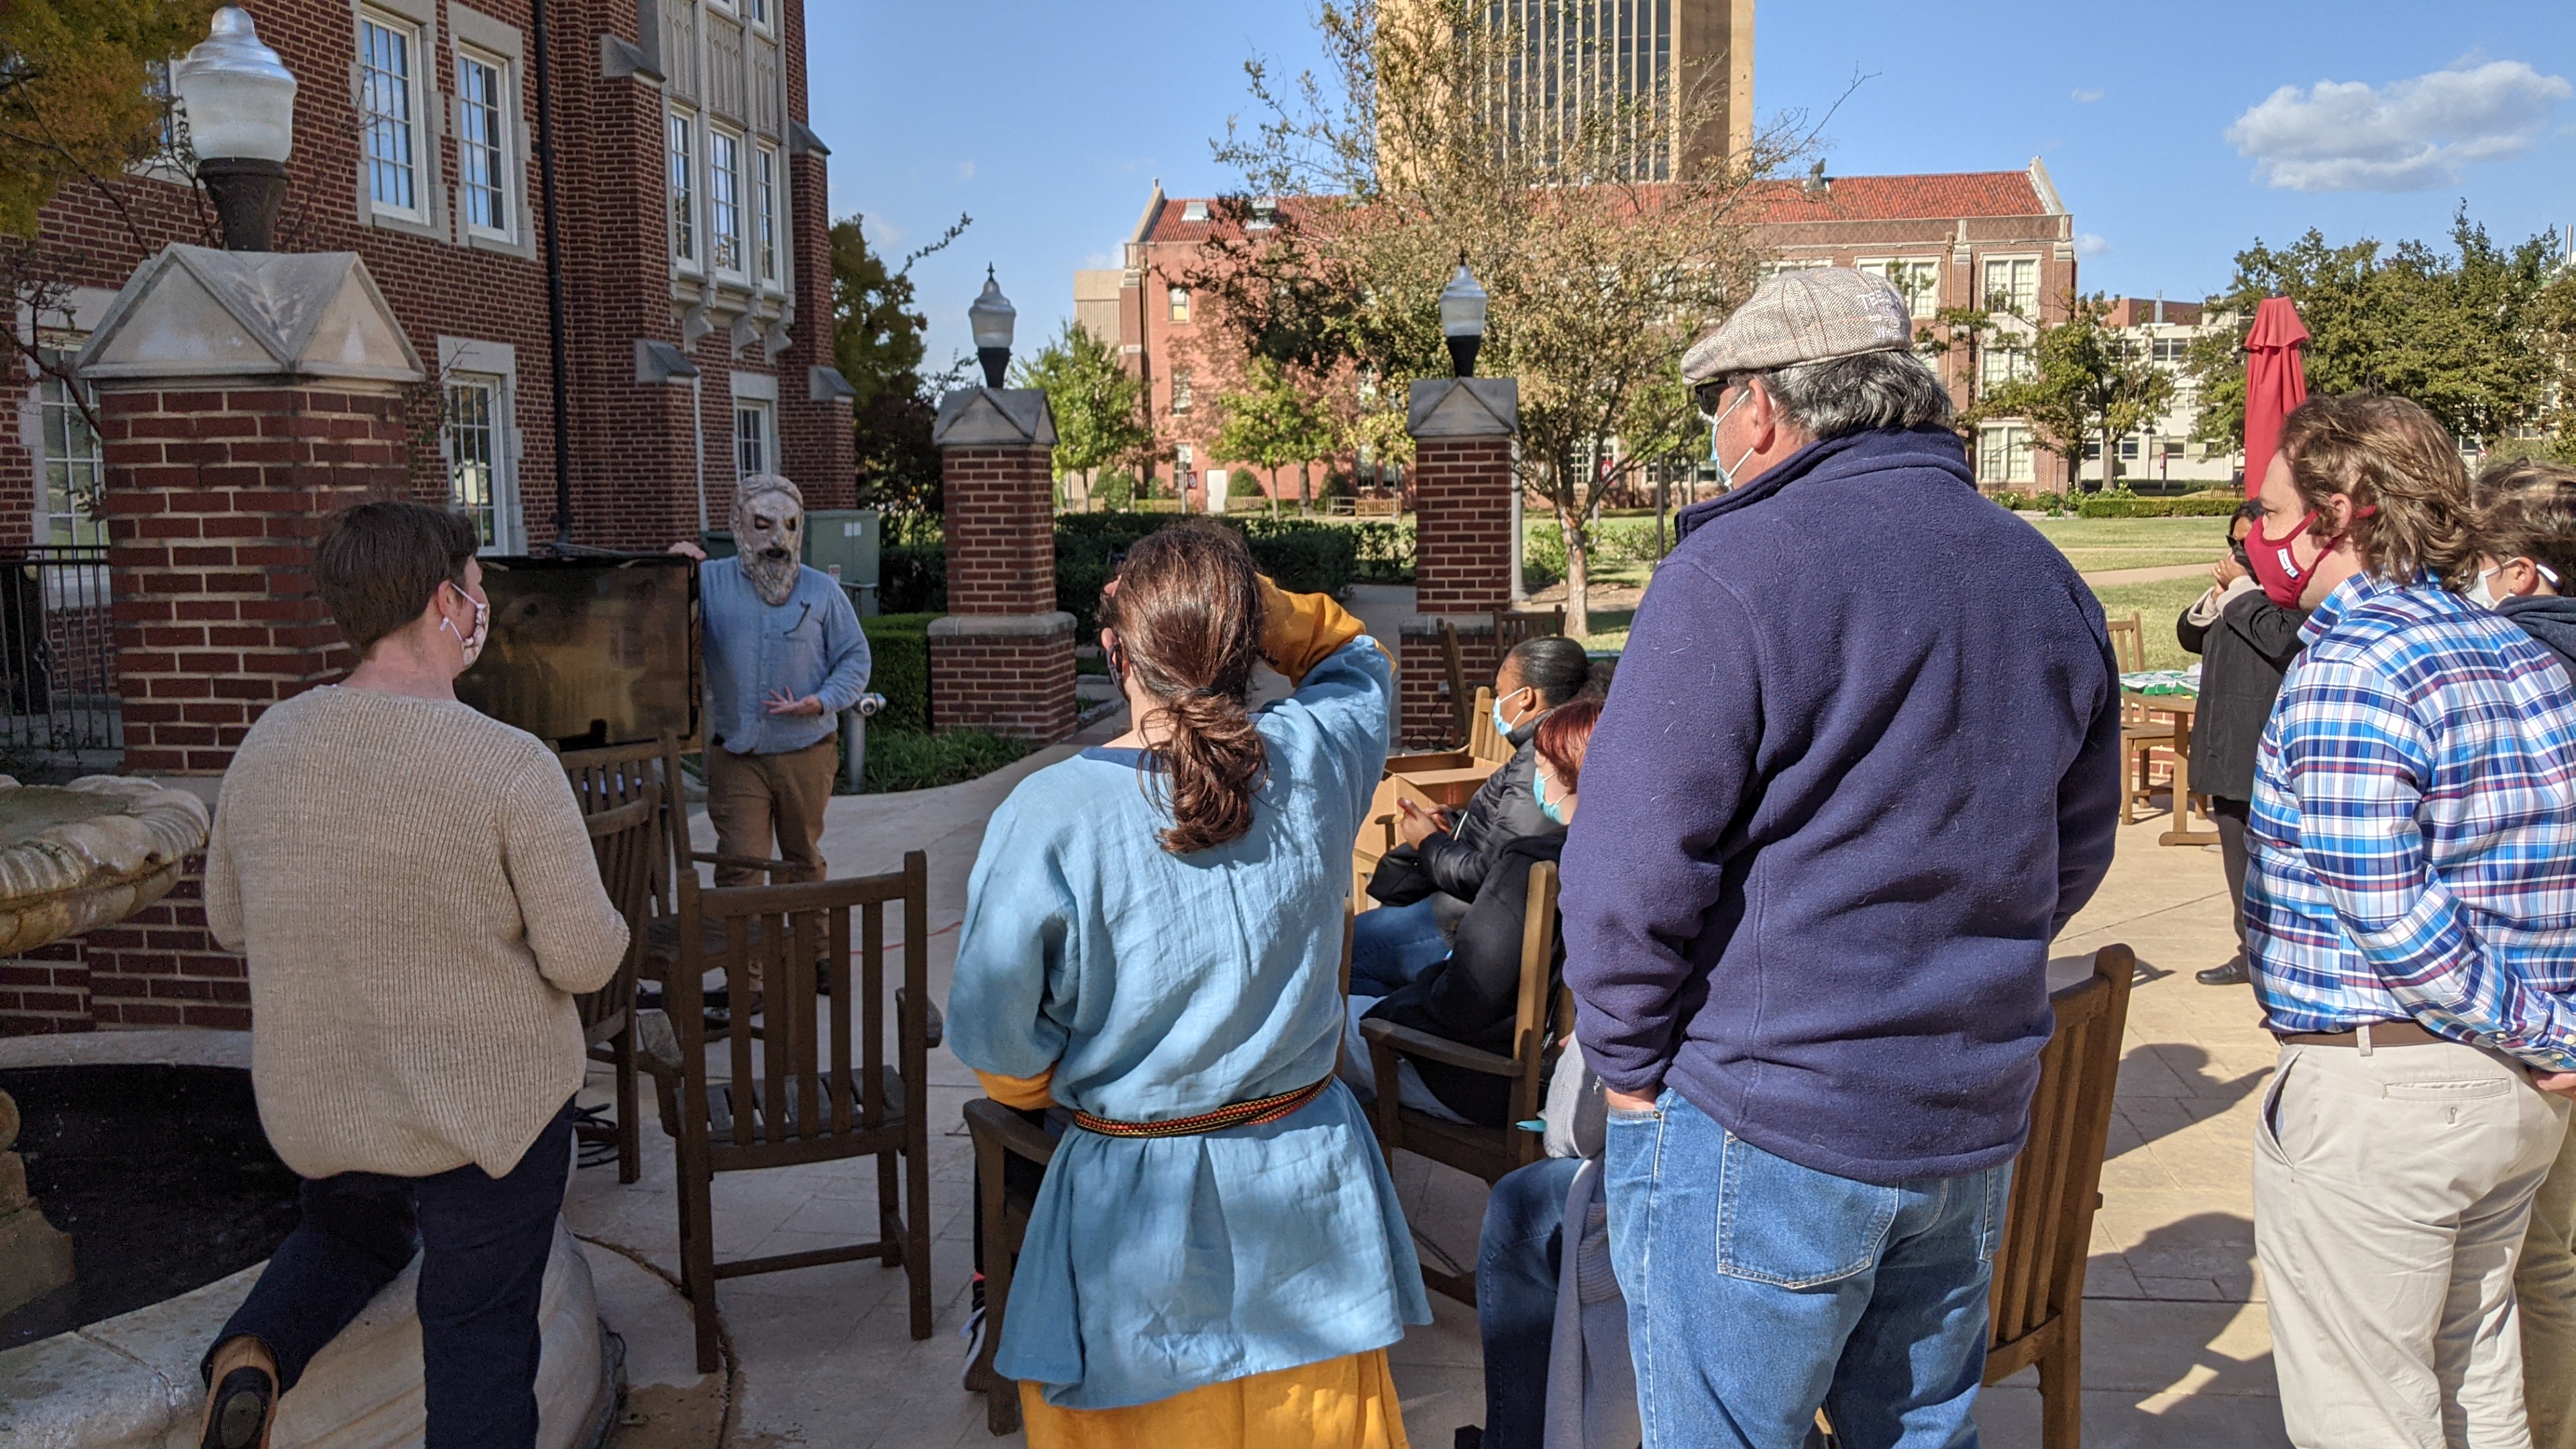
left=568, top=696, right=2290, bottom=1448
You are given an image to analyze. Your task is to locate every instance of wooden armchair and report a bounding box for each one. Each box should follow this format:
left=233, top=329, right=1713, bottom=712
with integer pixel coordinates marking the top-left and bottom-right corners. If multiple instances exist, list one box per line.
left=1438, top=619, right=1473, bottom=745
left=1491, top=606, right=1564, bottom=652
left=963, top=1098, right=1059, bottom=1437
left=639, top=851, right=936, bottom=1373
left=1358, top=859, right=1564, bottom=1303
left=577, top=788, right=659, bottom=1183
left=1979, top=944, right=2135, bottom=1446
left=2108, top=613, right=2178, bottom=824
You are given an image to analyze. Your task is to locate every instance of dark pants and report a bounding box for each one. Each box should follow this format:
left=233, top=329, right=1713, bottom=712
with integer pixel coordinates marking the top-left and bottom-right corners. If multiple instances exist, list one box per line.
left=209, top=1098, right=575, bottom=1449
left=1479, top=1156, right=1585, bottom=1449
left=2211, top=795, right=2251, bottom=959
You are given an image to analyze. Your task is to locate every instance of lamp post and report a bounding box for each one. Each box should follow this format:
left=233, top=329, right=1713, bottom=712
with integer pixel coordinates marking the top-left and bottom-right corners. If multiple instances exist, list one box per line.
left=173, top=7, right=297, bottom=252
left=1440, top=256, right=1487, bottom=379
left=969, top=267, right=1016, bottom=388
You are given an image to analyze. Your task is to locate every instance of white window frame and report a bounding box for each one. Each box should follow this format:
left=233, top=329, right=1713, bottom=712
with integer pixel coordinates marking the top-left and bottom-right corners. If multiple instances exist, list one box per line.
left=1981, top=256, right=2041, bottom=319
left=708, top=126, right=746, bottom=276
left=1858, top=257, right=1942, bottom=319
left=34, top=339, right=109, bottom=550
left=454, top=48, right=514, bottom=242
left=753, top=144, right=782, bottom=287
left=1978, top=425, right=2034, bottom=486
left=734, top=399, right=775, bottom=480
left=1170, top=368, right=1192, bottom=414
left=438, top=339, right=523, bottom=553
left=1168, top=286, right=1190, bottom=323
left=358, top=9, right=430, bottom=223
left=667, top=107, right=700, bottom=271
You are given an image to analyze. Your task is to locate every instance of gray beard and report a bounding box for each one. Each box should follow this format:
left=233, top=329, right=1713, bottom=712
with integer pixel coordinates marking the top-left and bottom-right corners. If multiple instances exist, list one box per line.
left=744, top=549, right=799, bottom=606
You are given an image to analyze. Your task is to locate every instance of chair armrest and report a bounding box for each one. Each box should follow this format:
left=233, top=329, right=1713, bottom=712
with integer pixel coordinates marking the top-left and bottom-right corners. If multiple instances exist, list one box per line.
left=1358, top=1017, right=1521, bottom=1077
left=896, top=987, right=945, bottom=1049
left=961, top=1097, right=1059, bottom=1167
left=688, top=849, right=814, bottom=881
left=633, top=1008, right=685, bottom=1079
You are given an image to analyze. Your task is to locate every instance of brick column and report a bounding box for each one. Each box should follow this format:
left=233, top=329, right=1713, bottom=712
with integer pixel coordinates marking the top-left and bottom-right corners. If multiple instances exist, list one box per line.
left=928, top=388, right=1075, bottom=741
left=1399, top=378, right=1518, bottom=746
left=52, top=244, right=427, bottom=1031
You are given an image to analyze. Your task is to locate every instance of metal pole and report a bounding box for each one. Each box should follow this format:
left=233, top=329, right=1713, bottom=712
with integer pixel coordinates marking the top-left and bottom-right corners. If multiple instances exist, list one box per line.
left=533, top=0, right=575, bottom=545
left=841, top=693, right=886, bottom=792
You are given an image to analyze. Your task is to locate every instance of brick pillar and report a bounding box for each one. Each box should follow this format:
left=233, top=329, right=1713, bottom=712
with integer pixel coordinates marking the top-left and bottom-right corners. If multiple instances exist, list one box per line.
left=928, top=388, right=1075, bottom=741
left=54, top=244, right=426, bottom=1032
left=1399, top=378, right=1519, bottom=746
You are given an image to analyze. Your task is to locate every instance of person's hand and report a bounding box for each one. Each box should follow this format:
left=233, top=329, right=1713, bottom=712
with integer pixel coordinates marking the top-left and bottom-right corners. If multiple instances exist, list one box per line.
left=763, top=689, right=826, bottom=716
left=2212, top=555, right=2246, bottom=587
left=667, top=540, right=708, bottom=561
left=2534, top=1069, right=2576, bottom=1101
left=1603, top=1087, right=1659, bottom=1116
left=1395, top=798, right=1450, bottom=848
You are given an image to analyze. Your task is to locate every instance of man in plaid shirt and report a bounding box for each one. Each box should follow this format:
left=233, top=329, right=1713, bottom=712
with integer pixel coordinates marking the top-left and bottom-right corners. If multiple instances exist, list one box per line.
left=2245, top=395, right=2576, bottom=1448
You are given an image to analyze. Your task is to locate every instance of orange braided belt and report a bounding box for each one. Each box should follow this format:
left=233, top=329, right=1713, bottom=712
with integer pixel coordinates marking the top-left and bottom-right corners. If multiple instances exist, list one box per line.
left=1071, top=1077, right=1333, bottom=1140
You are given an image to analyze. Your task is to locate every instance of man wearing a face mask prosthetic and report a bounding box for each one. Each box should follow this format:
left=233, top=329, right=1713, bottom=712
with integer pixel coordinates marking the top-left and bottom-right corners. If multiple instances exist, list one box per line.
left=669, top=476, right=871, bottom=884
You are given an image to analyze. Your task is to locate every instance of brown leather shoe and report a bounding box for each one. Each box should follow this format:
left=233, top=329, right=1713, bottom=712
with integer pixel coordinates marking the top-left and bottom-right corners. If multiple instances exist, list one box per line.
left=201, top=1336, right=278, bottom=1449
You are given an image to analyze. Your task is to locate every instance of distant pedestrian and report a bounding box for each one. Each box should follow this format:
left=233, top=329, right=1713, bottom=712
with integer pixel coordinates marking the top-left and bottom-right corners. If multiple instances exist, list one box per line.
left=1560, top=267, right=2122, bottom=1448
left=2176, top=497, right=2307, bottom=987
left=2245, top=401, right=2576, bottom=1449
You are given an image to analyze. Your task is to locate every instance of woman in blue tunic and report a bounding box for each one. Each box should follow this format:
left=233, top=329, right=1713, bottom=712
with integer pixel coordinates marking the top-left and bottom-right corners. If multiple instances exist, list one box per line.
left=948, top=522, right=1430, bottom=1447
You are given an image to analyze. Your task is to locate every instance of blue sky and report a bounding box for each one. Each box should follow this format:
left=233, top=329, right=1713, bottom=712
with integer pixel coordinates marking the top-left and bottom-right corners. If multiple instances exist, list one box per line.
left=810, top=1, right=2576, bottom=370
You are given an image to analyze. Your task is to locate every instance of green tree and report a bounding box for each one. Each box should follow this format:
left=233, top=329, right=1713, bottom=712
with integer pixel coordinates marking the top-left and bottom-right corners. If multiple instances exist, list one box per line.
left=1010, top=320, right=1152, bottom=491
left=828, top=212, right=965, bottom=537
left=1211, top=358, right=1337, bottom=511
left=1984, top=292, right=2176, bottom=492
left=0, top=0, right=213, bottom=236
left=2184, top=211, right=2570, bottom=453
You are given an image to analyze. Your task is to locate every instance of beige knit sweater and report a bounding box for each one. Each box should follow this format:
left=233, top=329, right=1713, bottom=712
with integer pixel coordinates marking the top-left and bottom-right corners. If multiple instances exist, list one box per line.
left=205, top=686, right=630, bottom=1181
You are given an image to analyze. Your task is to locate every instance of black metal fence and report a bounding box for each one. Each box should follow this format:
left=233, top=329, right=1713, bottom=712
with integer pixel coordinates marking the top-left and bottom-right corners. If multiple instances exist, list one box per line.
left=0, top=547, right=120, bottom=763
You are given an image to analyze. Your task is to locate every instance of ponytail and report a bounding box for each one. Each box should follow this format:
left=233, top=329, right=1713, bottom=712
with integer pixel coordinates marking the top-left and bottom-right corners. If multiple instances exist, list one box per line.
left=1102, top=523, right=1270, bottom=854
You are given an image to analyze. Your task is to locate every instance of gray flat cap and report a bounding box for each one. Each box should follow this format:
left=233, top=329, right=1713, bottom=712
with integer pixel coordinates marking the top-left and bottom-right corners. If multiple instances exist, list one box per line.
left=1681, top=267, right=1915, bottom=383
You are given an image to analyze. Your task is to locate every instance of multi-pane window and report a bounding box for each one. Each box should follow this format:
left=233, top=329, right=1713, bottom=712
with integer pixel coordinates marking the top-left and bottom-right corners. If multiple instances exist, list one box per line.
left=144, top=60, right=184, bottom=165
left=2150, top=337, right=2190, bottom=366
left=743, top=0, right=767, bottom=23
left=1979, top=345, right=2034, bottom=390
left=1978, top=425, right=2034, bottom=485
left=1171, top=369, right=1193, bottom=413
left=37, top=349, right=107, bottom=549
left=754, top=147, right=780, bottom=283
left=1862, top=259, right=1940, bottom=318
left=360, top=15, right=422, bottom=215
left=667, top=111, right=697, bottom=265
left=709, top=130, right=743, bottom=272
left=735, top=402, right=773, bottom=479
left=1168, top=286, right=1190, bottom=323
left=446, top=377, right=515, bottom=552
left=457, top=53, right=510, bottom=237
left=1981, top=257, right=2039, bottom=317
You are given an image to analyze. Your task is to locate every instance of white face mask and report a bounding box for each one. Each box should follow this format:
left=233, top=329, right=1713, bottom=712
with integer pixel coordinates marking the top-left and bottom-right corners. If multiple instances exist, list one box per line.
left=2470, top=559, right=2564, bottom=609
left=1704, top=384, right=1758, bottom=489
left=440, top=581, right=490, bottom=666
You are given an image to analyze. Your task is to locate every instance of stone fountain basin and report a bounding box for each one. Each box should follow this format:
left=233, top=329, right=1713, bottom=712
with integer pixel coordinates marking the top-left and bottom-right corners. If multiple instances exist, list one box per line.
left=0, top=777, right=211, bottom=958
left=0, top=1032, right=616, bottom=1449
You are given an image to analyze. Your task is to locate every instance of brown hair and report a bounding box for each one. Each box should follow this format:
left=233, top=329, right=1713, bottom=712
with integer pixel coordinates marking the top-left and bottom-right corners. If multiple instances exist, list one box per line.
left=1104, top=523, right=1269, bottom=854
left=316, top=500, right=480, bottom=655
left=2277, top=394, right=2478, bottom=590
left=2472, top=458, right=2576, bottom=587
left=1534, top=696, right=1602, bottom=792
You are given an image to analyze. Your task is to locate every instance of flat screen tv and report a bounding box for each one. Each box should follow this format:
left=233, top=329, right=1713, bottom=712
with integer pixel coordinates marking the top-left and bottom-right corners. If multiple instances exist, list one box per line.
left=455, top=553, right=698, bottom=750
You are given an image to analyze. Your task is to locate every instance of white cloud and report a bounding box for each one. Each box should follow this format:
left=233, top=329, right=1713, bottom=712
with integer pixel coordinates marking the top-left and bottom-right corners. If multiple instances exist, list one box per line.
left=956, top=159, right=977, bottom=182
left=865, top=215, right=906, bottom=250
left=2072, top=88, right=2104, bottom=104
left=2076, top=233, right=2112, bottom=260
left=2226, top=60, right=2570, bottom=192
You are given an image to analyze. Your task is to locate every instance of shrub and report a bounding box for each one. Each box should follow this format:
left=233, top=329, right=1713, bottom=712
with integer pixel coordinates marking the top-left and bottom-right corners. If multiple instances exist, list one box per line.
left=859, top=612, right=937, bottom=734
left=861, top=727, right=1033, bottom=794
left=1054, top=513, right=1361, bottom=637
left=1988, top=489, right=2039, bottom=512
left=2074, top=488, right=2243, bottom=519
left=1094, top=471, right=1136, bottom=511
left=878, top=542, right=947, bottom=613
left=1350, top=519, right=1414, bottom=582
left=1228, top=472, right=1267, bottom=498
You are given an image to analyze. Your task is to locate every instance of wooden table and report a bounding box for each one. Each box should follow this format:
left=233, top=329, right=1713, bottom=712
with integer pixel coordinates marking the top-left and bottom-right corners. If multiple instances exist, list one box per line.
left=2125, top=690, right=2216, bottom=846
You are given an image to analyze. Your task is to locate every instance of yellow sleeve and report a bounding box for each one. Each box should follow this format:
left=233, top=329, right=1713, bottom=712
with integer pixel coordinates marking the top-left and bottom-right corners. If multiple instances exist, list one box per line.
left=975, top=1067, right=1055, bottom=1110
left=1258, top=576, right=1375, bottom=687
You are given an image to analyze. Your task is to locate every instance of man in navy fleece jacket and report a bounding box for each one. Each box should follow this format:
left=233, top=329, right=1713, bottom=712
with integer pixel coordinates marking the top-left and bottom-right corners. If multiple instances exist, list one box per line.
left=1562, top=267, right=2121, bottom=1449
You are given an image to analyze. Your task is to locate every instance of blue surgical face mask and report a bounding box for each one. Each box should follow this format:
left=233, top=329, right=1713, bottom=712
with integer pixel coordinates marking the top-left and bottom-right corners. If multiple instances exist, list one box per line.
left=1534, top=767, right=1568, bottom=826
left=1703, top=383, right=1757, bottom=489
left=1492, top=698, right=1514, bottom=740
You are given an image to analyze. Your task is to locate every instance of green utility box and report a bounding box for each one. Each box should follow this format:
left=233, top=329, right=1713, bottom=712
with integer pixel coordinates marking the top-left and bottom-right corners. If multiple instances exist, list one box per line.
left=803, top=509, right=881, bottom=616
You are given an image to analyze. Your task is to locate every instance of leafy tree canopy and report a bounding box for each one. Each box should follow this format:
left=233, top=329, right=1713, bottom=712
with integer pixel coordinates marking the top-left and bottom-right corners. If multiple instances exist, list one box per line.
left=0, top=0, right=213, bottom=237
left=829, top=213, right=966, bottom=536
left=1010, top=319, right=1152, bottom=481
left=1984, top=292, right=2175, bottom=494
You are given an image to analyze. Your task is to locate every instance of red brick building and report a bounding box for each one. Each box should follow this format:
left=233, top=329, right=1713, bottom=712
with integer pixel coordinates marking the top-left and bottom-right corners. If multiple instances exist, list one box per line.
left=13, top=0, right=853, bottom=561
left=1099, top=160, right=2084, bottom=502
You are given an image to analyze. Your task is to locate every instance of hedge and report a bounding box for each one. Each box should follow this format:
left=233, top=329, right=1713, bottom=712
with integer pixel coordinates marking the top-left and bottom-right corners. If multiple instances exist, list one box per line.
left=863, top=727, right=1032, bottom=793
left=879, top=543, right=947, bottom=614
left=2074, top=491, right=2245, bottom=519
left=860, top=612, right=937, bottom=734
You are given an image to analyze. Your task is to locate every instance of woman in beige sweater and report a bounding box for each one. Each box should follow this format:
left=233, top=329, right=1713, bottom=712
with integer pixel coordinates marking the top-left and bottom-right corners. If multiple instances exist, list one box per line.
left=196, top=501, right=628, bottom=1449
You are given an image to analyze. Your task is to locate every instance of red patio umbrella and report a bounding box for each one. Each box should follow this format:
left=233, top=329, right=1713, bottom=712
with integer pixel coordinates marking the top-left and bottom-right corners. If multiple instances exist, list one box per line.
left=2241, top=296, right=2310, bottom=498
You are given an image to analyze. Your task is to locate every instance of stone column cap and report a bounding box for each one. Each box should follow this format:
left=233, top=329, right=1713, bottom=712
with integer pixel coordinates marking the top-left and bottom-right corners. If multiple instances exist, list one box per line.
left=928, top=611, right=1075, bottom=639
left=1407, top=377, right=1518, bottom=439
left=76, top=244, right=424, bottom=385
left=932, top=388, right=1058, bottom=448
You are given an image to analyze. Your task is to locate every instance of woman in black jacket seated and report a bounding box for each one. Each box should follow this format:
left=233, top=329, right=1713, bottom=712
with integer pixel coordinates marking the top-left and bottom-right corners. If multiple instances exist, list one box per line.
left=1341, top=698, right=1601, bottom=1127
left=1348, top=637, right=1592, bottom=999
left=2177, top=498, right=2307, bottom=987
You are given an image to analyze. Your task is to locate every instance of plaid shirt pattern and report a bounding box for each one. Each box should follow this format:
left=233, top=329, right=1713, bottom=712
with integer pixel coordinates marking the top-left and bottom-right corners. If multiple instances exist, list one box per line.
left=2247, top=573, right=2576, bottom=1067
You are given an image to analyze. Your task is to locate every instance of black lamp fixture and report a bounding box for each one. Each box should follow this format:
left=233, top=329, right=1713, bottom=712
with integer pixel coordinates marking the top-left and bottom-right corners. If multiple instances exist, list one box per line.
left=969, top=266, right=1016, bottom=388
left=173, top=7, right=297, bottom=252
left=1440, top=253, right=1487, bottom=379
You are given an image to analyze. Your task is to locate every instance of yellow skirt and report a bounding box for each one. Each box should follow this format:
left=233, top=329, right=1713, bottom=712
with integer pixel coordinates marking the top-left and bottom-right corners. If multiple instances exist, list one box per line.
left=1018, top=1348, right=1411, bottom=1449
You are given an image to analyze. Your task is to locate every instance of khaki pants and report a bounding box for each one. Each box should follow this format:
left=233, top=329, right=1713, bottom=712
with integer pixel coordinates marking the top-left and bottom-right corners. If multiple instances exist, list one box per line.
left=2256, top=1039, right=2569, bottom=1448
left=704, top=738, right=837, bottom=886
left=2521, top=1118, right=2576, bottom=1449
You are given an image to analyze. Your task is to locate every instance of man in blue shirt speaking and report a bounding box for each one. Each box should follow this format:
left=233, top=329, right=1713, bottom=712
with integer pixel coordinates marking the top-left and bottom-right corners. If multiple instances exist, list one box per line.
left=670, top=476, right=870, bottom=883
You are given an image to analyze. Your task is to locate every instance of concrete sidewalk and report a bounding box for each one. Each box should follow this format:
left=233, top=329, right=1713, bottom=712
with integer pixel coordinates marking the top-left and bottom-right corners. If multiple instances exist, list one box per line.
left=567, top=731, right=2286, bottom=1448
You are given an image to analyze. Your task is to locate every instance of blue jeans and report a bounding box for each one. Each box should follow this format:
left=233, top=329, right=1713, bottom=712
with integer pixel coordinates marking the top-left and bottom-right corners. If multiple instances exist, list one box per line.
left=1479, top=1157, right=1586, bottom=1449
left=1603, top=1090, right=2010, bottom=1449
left=1348, top=898, right=1450, bottom=998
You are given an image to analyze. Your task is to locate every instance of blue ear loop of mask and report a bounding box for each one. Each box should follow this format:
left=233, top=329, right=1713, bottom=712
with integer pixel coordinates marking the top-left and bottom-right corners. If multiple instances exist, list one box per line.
left=1534, top=766, right=1568, bottom=826
left=1703, top=382, right=1756, bottom=488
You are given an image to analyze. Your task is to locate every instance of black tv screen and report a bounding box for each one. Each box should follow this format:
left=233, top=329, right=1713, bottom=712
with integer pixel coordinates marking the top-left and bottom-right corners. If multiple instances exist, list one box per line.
left=455, top=554, right=698, bottom=751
